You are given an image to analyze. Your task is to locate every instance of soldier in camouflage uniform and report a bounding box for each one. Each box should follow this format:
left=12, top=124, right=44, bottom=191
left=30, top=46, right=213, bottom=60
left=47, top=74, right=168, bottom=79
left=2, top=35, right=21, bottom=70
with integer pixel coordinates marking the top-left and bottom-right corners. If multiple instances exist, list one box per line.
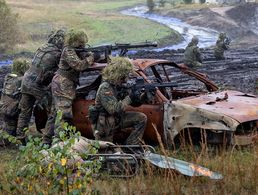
left=0, top=59, right=29, bottom=141
left=42, top=29, right=95, bottom=145
left=214, top=32, right=230, bottom=60
left=92, top=57, right=147, bottom=145
left=16, top=29, right=65, bottom=141
left=183, top=36, right=202, bottom=68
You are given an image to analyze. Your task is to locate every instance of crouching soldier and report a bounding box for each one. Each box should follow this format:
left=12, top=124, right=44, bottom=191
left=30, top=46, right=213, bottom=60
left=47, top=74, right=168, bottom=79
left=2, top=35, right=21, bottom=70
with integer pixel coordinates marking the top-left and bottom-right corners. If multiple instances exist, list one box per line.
left=89, top=57, right=147, bottom=145
left=214, top=32, right=230, bottom=60
left=183, top=36, right=202, bottom=68
left=0, top=59, right=30, bottom=145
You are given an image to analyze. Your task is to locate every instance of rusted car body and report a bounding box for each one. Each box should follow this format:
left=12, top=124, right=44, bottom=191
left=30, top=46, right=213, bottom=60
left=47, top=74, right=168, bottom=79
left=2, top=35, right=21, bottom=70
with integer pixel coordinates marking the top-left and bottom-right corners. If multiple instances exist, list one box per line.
left=73, top=59, right=258, bottom=146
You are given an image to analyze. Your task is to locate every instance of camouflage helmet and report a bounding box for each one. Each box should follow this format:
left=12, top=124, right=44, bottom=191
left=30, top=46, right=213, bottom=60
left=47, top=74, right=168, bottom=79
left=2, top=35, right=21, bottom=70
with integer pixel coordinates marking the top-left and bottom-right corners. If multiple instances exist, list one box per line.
left=191, top=36, right=199, bottom=45
left=48, top=29, right=65, bottom=49
left=219, top=32, right=226, bottom=40
left=102, top=56, right=134, bottom=83
left=65, top=29, right=88, bottom=48
left=12, top=58, right=30, bottom=76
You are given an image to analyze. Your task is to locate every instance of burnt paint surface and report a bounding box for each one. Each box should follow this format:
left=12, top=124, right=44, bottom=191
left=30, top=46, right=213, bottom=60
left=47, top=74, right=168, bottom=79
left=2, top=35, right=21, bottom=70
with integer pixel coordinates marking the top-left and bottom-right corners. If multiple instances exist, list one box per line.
left=178, top=90, right=258, bottom=123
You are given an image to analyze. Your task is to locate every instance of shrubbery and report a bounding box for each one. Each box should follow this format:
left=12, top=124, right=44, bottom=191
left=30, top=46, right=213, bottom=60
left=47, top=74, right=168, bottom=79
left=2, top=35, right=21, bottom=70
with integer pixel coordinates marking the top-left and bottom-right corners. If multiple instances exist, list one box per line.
left=146, top=0, right=155, bottom=12
left=0, top=0, right=20, bottom=53
left=183, top=0, right=192, bottom=4
left=0, top=111, right=101, bottom=194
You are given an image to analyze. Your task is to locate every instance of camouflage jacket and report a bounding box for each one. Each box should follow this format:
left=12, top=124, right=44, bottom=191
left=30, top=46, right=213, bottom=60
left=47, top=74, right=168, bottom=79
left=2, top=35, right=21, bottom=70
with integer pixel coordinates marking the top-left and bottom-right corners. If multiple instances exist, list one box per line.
left=214, top=38, right=229, bottom=58
left=56, top=46, right=94, bottom=84
left=95, top=81, right=132, bottom=116
left=184, top=44, right=202, bottom=65
left=0, top=73, right=22, bottom=116
left=21, top=43, right=62, bottom=98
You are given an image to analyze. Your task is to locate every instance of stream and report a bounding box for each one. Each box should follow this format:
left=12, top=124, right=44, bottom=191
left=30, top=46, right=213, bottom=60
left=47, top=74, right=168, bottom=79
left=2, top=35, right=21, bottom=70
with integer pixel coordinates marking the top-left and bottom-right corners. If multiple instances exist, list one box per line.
left=0, top=5, right=220, bottom=65
left=121, top=6, right=219, bottom=51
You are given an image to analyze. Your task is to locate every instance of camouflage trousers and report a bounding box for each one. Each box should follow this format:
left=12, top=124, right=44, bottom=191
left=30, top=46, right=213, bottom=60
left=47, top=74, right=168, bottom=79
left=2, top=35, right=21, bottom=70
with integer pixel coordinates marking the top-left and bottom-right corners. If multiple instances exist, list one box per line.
left=16, top=93, right=51, bottom=139
left=185, top=61, right=202, bottom=68
left=16, top=93, right=37, bottom=138
left=94, top=111, right=147, bottom=145
left=42, top=96, right=73, bottom=145
left=3, top=114, right=18, bottom=136
left=214, top=50, right=225, bottom=60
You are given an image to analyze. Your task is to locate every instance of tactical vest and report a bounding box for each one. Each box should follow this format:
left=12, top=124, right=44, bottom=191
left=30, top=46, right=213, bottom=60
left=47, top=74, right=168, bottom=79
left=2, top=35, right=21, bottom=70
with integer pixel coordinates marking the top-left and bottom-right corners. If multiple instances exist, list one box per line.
left=29, top=43, right=62, bottom=86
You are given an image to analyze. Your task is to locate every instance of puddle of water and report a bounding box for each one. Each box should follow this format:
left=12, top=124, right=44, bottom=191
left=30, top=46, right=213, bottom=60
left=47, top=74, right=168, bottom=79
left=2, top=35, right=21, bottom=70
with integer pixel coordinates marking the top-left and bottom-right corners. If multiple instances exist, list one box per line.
left=121, top=6, right=219, bottom=50
left=0, top=60, right=12, bottom=66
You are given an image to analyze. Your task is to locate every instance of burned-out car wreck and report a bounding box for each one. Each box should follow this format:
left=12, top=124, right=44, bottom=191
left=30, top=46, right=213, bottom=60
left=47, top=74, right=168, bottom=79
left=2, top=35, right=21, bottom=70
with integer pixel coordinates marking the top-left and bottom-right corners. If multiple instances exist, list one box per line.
left=72, top=59, right=258, bottom=147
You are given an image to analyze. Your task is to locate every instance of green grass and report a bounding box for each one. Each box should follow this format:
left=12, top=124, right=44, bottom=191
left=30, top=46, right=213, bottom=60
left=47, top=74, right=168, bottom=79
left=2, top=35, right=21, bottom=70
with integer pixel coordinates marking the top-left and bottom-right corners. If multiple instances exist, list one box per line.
left=6, top=0, right=180, bottom=53
left=1, top=144, right=257, bottom=194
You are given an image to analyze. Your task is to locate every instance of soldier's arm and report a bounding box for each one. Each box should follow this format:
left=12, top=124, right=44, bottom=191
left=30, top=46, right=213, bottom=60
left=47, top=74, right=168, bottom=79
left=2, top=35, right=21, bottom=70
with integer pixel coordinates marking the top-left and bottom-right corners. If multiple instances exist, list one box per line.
left=65, top=49, right=94, bottom=71
left=194, top=47, right=202, bottom=63
left=98, top=84, right=131, bottom=114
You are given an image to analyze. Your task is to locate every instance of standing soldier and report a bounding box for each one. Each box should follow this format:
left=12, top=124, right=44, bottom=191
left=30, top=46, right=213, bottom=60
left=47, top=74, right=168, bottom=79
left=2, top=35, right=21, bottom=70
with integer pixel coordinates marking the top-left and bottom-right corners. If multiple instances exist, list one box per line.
left=183, top=36, right=202, bottom=68
left=42, top=29, right=95, bottom=145
left=90, top=57, right=147, bottom=145
left=214, top=32, right=230, bottom=60
left=0, top=59, right=30, bottom=145
left=16, top=29, right=65, bottom=143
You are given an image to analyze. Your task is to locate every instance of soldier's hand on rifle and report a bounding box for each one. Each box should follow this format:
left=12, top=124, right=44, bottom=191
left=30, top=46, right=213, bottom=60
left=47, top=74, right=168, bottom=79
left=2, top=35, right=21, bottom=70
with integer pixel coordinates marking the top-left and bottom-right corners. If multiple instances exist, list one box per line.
left=93, top=52, right=106, bottom=62
left=129, top=88, right=145, bottom=107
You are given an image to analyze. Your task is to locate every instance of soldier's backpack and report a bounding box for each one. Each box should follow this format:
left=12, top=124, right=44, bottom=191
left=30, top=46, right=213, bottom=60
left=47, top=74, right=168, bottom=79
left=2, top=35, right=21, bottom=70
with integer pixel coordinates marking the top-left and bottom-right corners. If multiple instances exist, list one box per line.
left=0, top=73, right=22, bottom=116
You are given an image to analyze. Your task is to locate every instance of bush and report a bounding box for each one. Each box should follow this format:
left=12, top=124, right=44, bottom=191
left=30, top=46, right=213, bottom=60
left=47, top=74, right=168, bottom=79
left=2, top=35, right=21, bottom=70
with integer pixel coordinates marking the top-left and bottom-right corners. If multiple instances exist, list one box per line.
left=0, top=0, right=20, bottom=53
left=146, top=0, right=155, bottom=12
left=0, top=111, right=101, bottom=194
left=159, top=0, right=166, bottom=7
left=183, top=0, right=192, bottom=4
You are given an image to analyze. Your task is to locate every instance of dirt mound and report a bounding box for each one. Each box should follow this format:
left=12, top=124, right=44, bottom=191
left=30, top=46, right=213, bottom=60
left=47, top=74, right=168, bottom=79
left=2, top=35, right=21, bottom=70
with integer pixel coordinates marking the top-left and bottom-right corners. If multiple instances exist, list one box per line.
left=226, top=3, right=258, bottom=24
left=159, top=4, right=258, bottom=48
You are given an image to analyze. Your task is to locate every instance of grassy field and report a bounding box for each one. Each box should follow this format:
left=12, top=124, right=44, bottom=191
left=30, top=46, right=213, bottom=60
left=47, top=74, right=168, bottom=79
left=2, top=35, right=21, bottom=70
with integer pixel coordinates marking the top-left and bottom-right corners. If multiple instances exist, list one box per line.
left=1, top=144, right=258, bottom=194
left=6, top=0, right=180, bottom=53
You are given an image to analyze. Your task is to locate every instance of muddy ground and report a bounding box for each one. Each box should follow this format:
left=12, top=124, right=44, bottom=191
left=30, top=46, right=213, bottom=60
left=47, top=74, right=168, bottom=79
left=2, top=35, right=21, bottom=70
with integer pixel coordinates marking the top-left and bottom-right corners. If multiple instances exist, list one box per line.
left=156, top=3, right=258, bottom=49
left=129, top=3, right=258, bottom=94
left=0, top=3, right=257, bottom=95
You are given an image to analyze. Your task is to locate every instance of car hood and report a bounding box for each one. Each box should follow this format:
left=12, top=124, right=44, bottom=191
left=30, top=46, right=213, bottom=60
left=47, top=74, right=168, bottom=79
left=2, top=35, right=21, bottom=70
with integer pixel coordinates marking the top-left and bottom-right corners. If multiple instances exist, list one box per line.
left=177, top=90, right=258, bottom=123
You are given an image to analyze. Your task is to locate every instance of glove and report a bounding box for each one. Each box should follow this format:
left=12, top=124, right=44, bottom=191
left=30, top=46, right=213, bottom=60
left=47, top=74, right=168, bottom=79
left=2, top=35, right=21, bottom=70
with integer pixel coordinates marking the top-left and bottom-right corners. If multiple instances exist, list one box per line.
left=129, top=89, right=144, bottom=107
left=93, top=52, right=106, bottom=62
left=129, top=88, right=141, bottom=101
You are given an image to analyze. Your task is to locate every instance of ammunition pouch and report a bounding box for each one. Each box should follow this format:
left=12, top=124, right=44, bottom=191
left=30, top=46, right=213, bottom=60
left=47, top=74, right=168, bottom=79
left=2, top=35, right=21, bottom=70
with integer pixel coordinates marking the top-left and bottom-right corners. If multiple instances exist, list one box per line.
left=56, top=68, right=78, bottom=83
left=0, top=95, right=19, bottom=117
left=29, top=66, right=55, bottom=86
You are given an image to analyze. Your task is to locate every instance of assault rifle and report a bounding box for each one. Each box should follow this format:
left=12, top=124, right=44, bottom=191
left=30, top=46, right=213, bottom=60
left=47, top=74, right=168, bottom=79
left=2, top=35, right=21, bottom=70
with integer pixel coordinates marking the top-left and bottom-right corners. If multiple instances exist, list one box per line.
left=76, top=41, right=158, bottom=62
left=121, top=77, right=178, bottom=104
left=125, top=77, right=178, bottom=93
left=224, top=37, right=231, bottom=46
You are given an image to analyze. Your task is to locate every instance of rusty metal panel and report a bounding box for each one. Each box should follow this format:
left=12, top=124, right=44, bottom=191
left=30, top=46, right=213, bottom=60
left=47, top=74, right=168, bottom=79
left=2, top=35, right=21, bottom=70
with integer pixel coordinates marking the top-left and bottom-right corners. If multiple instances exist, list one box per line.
left=126, top=104, right=164, bottom=143
left=177, top=90, right=258, bottom=123
left=72, top=98, right=95, bottom=139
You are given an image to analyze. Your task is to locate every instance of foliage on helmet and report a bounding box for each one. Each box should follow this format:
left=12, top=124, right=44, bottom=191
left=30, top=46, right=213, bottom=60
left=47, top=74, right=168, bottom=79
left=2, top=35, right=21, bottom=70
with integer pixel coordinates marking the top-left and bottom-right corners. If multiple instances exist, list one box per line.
left=12, top=58, right=30, bottom=76
left=191, top=36, right=199, bottom=45
left=65, top=29, right=88, bottom=48
left=48, top=29, right=65, bottom=49
left=102, top=57, right=134, bottom=83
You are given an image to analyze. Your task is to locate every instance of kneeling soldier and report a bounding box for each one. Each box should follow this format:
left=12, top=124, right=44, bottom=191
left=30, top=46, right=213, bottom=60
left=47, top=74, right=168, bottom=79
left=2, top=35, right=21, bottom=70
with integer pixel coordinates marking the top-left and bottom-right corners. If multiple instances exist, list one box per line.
left=90, top=57, right=147, bottom=145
